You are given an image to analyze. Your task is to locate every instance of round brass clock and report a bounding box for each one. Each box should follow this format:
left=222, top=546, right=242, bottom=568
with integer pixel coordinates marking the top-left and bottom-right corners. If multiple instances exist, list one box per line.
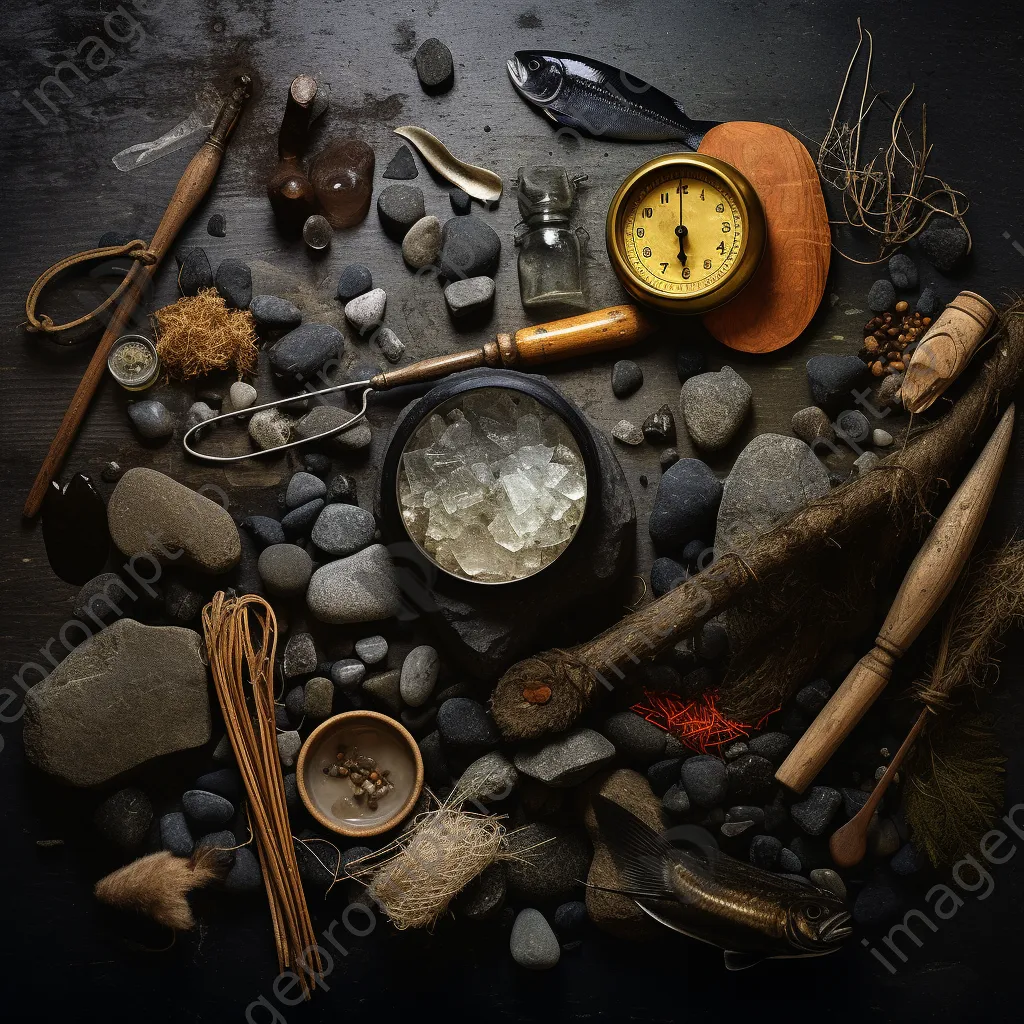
left=606, top=153, right=767, bottom=315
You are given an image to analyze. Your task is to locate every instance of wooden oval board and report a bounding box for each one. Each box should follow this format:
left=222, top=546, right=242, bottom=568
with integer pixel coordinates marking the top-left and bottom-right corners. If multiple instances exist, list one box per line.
left=699, top=121, right=830, bottom=354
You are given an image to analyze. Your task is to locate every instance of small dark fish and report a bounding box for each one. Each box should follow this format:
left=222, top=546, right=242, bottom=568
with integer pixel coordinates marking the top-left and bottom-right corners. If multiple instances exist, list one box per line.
left=507, top=50, right=720, bottom=149
left=591, top=796, right=852, bottom=969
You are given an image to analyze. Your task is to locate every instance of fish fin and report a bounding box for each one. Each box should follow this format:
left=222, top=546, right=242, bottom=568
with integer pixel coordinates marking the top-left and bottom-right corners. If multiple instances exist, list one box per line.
left=723, top=950, right=768, bottom=971
left=591, top=796, right=678, bottom=899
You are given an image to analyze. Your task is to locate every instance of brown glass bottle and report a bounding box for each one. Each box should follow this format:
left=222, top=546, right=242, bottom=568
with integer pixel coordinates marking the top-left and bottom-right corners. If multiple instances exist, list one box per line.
left=266, top=75, right=318, bottom=231
left=310, top=139, right=375, bottom=229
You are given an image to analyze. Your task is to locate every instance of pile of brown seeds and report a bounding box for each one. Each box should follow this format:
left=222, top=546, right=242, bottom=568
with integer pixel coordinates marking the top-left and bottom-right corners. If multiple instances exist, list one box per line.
left=860, top=300, right=932, bottom=376
left=323, top=745, right=394, bottom=811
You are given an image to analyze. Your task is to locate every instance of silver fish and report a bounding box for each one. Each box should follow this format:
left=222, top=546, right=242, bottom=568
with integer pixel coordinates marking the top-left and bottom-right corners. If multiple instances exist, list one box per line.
left=591, top=796, right=852, bottom=970
left=507, top=50, right=720, bottom=149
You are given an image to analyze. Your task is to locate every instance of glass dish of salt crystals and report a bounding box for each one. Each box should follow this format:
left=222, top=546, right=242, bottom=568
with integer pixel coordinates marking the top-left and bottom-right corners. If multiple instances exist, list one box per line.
left=396, top=386, right=589, bottom=584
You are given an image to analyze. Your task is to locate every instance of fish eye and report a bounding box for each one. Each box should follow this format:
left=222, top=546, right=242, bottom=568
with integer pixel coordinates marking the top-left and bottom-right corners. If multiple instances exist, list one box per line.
left=805, top=905, right=823, bottom=920
left=528, top=60, right=540, bottom=71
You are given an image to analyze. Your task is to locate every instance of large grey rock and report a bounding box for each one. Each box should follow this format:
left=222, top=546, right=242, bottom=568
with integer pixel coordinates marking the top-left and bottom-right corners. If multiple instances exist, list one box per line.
left=108, top=467, right=241, bottom=574
left=510, top=909, right=561, bottom=970
left=268, top=324, right=343, bottom=385
left=513, top=728, right=615, bottom=788
left=306, top=544, right=403, bottom=624
left=23, top=619, right=210, bottom=786
left=715, top=434, right=831, bottom=556
left=679, top=366, right=752, bottom=452
left=440, top=215, right=501, bottom=280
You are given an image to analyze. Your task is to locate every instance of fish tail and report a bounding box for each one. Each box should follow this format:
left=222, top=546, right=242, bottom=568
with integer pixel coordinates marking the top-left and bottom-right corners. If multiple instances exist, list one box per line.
left=591, top=796, right=677, bottom=900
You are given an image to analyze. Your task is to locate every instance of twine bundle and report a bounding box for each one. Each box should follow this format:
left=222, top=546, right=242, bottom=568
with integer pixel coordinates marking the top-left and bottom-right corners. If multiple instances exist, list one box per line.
left=202, top=592, right=321, bottom=998
left=346, top=796, right=508, bottom=931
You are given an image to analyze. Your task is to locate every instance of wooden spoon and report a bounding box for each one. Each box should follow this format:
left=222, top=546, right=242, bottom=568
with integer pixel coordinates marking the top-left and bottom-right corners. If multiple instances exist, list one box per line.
left=829, top=709, right=926, bottom=868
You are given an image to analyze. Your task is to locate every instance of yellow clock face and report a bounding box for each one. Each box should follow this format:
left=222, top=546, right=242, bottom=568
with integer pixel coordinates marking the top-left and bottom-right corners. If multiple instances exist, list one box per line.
left=607, top=154, right=766, bottom=315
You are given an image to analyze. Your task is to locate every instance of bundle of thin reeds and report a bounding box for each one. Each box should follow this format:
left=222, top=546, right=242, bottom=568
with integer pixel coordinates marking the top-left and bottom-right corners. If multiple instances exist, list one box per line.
left=202, top=592, right=321, bottom=998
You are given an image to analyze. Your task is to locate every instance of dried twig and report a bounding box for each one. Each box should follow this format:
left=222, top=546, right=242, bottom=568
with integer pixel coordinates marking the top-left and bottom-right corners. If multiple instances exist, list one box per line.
left=816, top=18, right=971, bottom=263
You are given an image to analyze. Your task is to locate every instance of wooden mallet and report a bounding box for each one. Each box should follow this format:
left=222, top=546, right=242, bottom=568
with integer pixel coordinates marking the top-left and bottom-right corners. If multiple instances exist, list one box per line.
left=775, top=403, right=1016, bottom=794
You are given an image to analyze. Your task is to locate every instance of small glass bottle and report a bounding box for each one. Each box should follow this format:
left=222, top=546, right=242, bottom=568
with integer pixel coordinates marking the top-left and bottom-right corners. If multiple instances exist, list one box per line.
left=514, top=166, right=588, bottom=315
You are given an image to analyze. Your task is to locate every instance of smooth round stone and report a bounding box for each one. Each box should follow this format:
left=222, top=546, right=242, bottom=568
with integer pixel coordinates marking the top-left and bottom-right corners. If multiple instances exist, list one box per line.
left=286, top=471, right=328, bottom=510
left=375, top=326, right=406, bottom=363
left=836, top=409, right=871, bottom=445
left=402, top=215, right=442, bottom=269
left=304, top=677, right=334, bottom=719
left=695, top=620, right=729, bottom=660
left=277, top=730, right=301, bottom=768
left=294, top=406, right=373, bottom=452
left=355, top=635, right=387, bottom=664
left=178, top=247, right=212, bottom=295
left=553, top=900, right=588, bottom=936
left=282, top=499, right=324, bottom=537
left=647, top=758, right=683, bottom=796
left=160, top=811, right=194, bottom=856
left=330, top=659, right=366, bottom=689
left=240, top=515, right=286, bottom=549
left=94, top=788, right=153, bottom=849
left=873, top=428, right=894, bottom=447
left=437, top=698, right=499, bottom=746
left=450, top=188, right=471, bottom=215
left=73, top=572, right=135, bottom=625
left=649, top=458, right=722, bottom=550
left=790, top=786, right=843, bottom=835
left=195, top=768, right=242, bottom=801
left=337, top=264, right=373, bottom=302
left=268, top=324, right=343, bottom=383
left=182, top=789, right=234, bottom=826
left=443, top=276, right=495, bottom=320
left=362, top=668, right=403, bottom=713
left=601, top=711, right=667, bottom=762
left=510, top=909, right=560, bottom=970
left=455, top=863, right=506, bottom=920
left=306, top=544, right=403, bottom=624
left=611, top=359, right=643, bottom=398
left=283, top=631, right=318, bottom=678
left=400, top=645, right=440, bottom=707
left=248, top=408, right=292, bottom=450
left=791, top=406, right=835, bottom=445
left=867, top=278, right=896, bottom=312
left=854, top=451, right=881, bottom=475
left=414, top=37, right=455, bottom=92
left=229, top=381, right=258, bottom=410
left=311, top=503, right=376, bottom=557
left=215, top=258, right=252, bottom=309
left=679, top=365, right=752, bottom=452
left=749, top=834, right=782, bottom=868
left=680, top=755, right=728, bottom=808
left=810, top=867, right=847, bottom=899
left=225, top=847, right=262, bottom=892
left=725, top=754, right=775, bottom=799
left=184, top=401, right=216, bottom=436
left=806, top=354, right=870, bottom=409
left=440, top=216, right=501, bottom=280
left=660, top=447, right=680, bottom=471
left=250, top=295, right=302, bottom=328
left=887, top=253, right=918, bottom=290
left=377, top=184, right=425, bottom=241
left=650, top=556, right=688, bottom=597
left=257, top=543, right=313, bottom=597
left=128, top=400, right=174, bottom=440
left=747, top=732, right=792, bottom=765
left=458, top=750, right=517, bottom=803
left=778, top=848, right=803, bottom=873
left=344, top=288, right=387, bottom=333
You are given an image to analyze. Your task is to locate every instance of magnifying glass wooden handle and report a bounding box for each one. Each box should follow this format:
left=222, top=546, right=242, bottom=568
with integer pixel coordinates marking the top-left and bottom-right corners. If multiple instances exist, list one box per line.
left=371, top=304, right=655, bottom=390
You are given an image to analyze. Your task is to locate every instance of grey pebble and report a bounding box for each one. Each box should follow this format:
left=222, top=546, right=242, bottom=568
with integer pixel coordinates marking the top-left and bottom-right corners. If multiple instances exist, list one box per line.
left=437, top=697, right=498, bottom=746
left=854, top=451, right=881, bottom=476
left=355, top=635, right=388, bottom=664
left=662, top=783, right=691, bottom=816
left=444, top=276, right=495, bottom=320
left=128, top=400, right=174, bottom=441
left=337, top=264, right=373, bottom=302
left=330, top=659, right=366, bottom=689
left=611, top=359, right=643, bottom=398
left=887, top=253, right=918, bottom=290
left=601, top=711, right=667, bottom=762
left=873, top=428, right=893, bottom=447
left=375, top=326, right=406, bottom=363
left=362, top=668, right=403, bottom=713
left=283, top=631, right=318, bottom=679
left=836, top=409, right=871, bottom=446
left=344, top=288, right=387, bottom=334
left=304, top=677, right=334, bottom=719
left=249, top=295, right=302, bottom=328
left=215, top=258, right=252, bottom=309
left=867, top=278, right=896, bottom=311
left=160, top=811, right=193, bottom=856
left=919, top=219, right=969, bottom=272
left=400, top=645, right=440, bottom=707
left=440, top=215, right=501, bottom=280
left=241, top=515, right=286, bottom=549
left=778, top=848, right=803, bottom=873
left=248, top=408, right=293, bottom=450
left=510, top=909, right=561, bottom=970
left=450, top=188, right=471, bottom=215
left=182, top=789, right=234, bottom=826
left=414, top=37, right=455, bottom=92
left=679, top=365, right=752, bottom=452
left=257, top=544, right=313, bottom=598
left=681, top=755, right=728, bottom=808
left=268, top=324, right=343, bottom=384
left=377, top=184, right=425, bottom=241
left=513, top=728, right=615, bottom=787
left=306, top=544, right=403, bottom=624
left=286, top=472, right=327, bottom=510
left=311, top=503, right=376, bottom=557
left=611, top=419, right=644, bottom=445
left=229, top=381, right=258, bottom=411
left=282, top=499, right=324, bottom=537
left=792, top=406, right=835, bottom=445
left=790, top=786, right=842, bottom=835
left=383, top=144, right=418, bottom=180
left=277, top=730, right=301, bottom=768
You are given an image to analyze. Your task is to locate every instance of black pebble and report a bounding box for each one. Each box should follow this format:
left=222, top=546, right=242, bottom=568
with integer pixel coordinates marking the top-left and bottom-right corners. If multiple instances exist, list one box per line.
left=215, top=258, right=253, bottom=309
left=177, top=247, right=213, bottom=295
left=915, top=286, right=939, bottom=317
left=867, top=279, right=896, bottom=313
left=449, top=189, right=472, bottom=215
left=101, top=461, right=123, bottom=483
left=240, top=515, right=286, bottom=549
left=414, top=38, right=455, bottom=93
left=207, top=213, right=227, bottom=237
left=41, top=475, right=110, bottom=585
left=681, top=538, right=706, bottom=569
left=650, top=556, right=689, bottom=597
left=326, top=472, right=358, bottom=505
left=383, top=144, right=418, bottom=180
left=676, top=344, right=706, bottom=383
left=377, top=184, right=426, bottom=242
left=749, top=834, right=782, bottom=868
left=643, top=405, right=676, bottom=444
left=337, top=264, right=374, bottom=302
left=918, top=219, right=969, bottom=272
left=887, top=253, right=917, bottom=289
left=282, top=499, right=324, bottom=537
left=611, top=359, right=643, bottom=398
left=303, top=453, right=332, bottom=477
left=195, top=768, right=242, bottom=802
left=440, top=215, right=501, bottom=280
left=165, top=580, right=203, bottom=623
left=795, top=678, right=832, bottom=716
left=659, top=447, right=680, bottom=471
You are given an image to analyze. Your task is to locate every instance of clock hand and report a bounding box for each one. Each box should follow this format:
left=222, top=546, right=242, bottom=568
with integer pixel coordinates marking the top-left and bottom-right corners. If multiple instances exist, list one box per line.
left=676, top=180, right=687, bottom=265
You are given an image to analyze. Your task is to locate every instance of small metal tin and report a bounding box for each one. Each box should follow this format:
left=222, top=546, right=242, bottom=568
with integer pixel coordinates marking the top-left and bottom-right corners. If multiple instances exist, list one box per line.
left=107, top=334, right=160, bottom=391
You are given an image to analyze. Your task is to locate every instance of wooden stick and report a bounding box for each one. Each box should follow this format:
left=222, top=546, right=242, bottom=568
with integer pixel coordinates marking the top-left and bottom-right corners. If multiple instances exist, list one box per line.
left=22, top=76, right=251, bottom=519
left=776, top=403, right=1015, bottom=793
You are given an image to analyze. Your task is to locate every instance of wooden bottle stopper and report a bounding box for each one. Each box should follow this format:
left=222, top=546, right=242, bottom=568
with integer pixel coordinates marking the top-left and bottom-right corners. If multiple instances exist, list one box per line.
left=901, top=290, right=997, bottom=413
left=775, top=403, right=1016, bottom=793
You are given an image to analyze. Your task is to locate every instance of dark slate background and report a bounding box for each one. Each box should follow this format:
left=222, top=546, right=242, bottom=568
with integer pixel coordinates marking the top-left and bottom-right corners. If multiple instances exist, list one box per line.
left=2, top=0, right=1023, bottom=1020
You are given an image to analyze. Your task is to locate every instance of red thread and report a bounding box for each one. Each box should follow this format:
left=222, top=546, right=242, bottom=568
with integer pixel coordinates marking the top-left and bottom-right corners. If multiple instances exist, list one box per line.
left=629, top=689, right=775, bottom=755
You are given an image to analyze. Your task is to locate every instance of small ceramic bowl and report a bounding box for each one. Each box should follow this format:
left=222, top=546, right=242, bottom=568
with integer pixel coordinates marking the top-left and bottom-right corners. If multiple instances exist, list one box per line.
left=296, top=711, right=424, bottom=838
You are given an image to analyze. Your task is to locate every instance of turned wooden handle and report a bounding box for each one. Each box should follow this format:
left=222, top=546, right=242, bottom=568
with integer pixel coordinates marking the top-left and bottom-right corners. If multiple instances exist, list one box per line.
left=23, top=77, right=251, bottom=519
left=776, top=403, right=1016, bottom=793
left=511, top=305, right=655, bottom=364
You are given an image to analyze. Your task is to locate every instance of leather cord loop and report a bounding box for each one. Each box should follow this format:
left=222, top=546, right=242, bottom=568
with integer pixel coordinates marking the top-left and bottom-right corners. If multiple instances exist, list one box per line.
left=24, top=240, right=156, bottom=334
